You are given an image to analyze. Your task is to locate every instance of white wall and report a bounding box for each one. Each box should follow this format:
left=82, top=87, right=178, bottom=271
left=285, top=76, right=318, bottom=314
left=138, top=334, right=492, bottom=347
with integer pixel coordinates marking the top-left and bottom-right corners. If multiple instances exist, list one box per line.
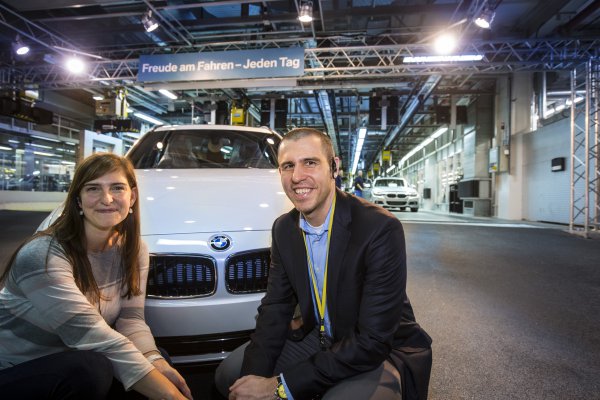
left=462, top=129, right=476, bottom=180
left=521, top=117, right=583, bottom=224
left=495, top=73, right=533, bottom=220
left=395, top=72, right=593, bottom=223
left=423, top=157, right=437, bottom=210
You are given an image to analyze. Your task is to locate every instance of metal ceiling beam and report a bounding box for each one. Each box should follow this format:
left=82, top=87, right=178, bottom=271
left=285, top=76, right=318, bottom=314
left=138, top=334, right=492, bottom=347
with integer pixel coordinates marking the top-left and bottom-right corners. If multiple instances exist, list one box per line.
left=314, top=90, right=339, bottom=155
left=2, top=38, right=598, bottom=90
left=126, top=91, right=166, bottom=115
left=0, top=3, right=79, bottom=57
left=30, top=3, right=456, bottom=23
left=142, top=0, right=193, bottom=47
left=363, top=75, right=441, bottom=169
left=327, top=89, right=342, bottom=156
left=30, top=0, right=283, bottom=22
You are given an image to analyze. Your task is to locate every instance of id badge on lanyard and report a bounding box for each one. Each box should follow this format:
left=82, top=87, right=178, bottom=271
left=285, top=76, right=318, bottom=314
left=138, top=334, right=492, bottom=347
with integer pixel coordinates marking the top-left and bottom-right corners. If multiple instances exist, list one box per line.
left=302, top=193, right=336, bottom=351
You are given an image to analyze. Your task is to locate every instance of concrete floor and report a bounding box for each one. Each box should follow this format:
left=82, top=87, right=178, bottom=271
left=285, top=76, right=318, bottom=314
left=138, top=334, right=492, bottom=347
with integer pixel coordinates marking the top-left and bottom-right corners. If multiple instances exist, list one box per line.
left=1, top=210, right=599, bottom=400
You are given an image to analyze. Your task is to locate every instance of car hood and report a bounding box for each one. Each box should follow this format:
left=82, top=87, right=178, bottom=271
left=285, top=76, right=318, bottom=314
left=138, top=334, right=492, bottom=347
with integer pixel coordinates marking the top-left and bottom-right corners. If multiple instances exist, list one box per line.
left=373, top=186, right=414, bottom=194
left=137, top=169, right=292, bottom=235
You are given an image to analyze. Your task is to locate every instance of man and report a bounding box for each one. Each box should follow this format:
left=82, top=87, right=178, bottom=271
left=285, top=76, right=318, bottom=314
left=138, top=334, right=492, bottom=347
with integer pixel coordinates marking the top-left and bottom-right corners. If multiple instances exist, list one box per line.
left=334, top=168, right=344, bottom=190
left=206, top=136, right=227, bottom=163
left=215, top=128, right=432, bottom=400
left=353, top=170, right=365, bottom=197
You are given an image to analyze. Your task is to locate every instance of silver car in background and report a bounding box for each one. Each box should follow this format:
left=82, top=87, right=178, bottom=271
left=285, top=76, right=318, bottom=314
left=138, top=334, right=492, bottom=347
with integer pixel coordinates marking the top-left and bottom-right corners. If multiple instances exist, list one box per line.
left=370, top=177, right=419, bottom=212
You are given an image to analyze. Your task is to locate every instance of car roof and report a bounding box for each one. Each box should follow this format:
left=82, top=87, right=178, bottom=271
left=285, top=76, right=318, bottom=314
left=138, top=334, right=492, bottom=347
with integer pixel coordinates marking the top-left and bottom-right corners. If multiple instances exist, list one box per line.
left=152, top=124, right=278, bottom=135
left=375, top=177, right=405, bottom=181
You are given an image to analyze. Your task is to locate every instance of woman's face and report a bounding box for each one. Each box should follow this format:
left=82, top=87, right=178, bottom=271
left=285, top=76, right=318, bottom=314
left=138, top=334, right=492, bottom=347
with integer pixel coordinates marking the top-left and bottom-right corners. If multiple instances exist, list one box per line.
left=78, top=169, right=137, bottom=234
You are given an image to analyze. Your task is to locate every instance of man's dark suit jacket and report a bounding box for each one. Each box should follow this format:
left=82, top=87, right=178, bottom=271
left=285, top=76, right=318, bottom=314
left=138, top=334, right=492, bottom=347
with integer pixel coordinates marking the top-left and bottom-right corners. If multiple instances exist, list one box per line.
left=241, top=189, right=432, bottom=399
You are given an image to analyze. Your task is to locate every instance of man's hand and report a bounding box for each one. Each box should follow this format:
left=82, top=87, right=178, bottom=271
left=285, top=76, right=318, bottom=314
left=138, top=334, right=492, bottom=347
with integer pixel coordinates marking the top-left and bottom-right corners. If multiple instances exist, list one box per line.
left=152, top=358, right=193, bottom=399
left=228, top=375, right=278, bottom=400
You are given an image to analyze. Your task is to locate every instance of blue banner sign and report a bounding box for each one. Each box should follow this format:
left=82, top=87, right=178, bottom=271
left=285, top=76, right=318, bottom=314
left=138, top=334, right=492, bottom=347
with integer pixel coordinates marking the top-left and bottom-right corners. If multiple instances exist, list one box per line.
left=137, top=47, right=304, bottom=82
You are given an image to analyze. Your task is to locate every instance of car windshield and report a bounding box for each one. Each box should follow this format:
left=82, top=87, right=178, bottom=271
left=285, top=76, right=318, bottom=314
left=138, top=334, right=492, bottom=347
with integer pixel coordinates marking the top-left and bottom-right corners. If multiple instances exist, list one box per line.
left=127, top=128, right=280, bottom=169
left=374, top=179, right=405, bottom=187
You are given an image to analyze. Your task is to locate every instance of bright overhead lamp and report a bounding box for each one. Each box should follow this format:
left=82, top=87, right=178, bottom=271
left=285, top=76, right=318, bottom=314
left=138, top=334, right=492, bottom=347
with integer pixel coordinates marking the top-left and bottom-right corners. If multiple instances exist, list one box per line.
left=92, top=94, right=105, bottom=101
left=358, top=127, right=367, bottom=140
left=159, top=89, right=178, bottom=100
left=13, top=35, right=29, bottom=56
left=433, top=33, right=457, bottom=55
left=142, top=9, right=159, bottom=33
left=298, top=1, right=313, bottom=23
left=474, top=8, right=495, bottom=29
left=66, top=56, right=85, bottom=74
left=351, top=127, right=368, bottom=174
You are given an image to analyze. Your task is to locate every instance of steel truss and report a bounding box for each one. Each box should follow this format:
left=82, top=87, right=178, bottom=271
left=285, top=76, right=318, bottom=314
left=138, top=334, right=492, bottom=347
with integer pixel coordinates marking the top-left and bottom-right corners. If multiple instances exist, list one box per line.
left=1, top=37, right=599, bottom=90
left=570, top=60, right=600, bottom=237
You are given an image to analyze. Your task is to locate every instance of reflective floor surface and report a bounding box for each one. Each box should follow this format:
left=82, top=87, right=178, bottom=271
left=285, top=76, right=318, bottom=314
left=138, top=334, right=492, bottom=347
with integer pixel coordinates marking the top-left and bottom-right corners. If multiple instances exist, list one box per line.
left=1, top=210, right=599, bottom=400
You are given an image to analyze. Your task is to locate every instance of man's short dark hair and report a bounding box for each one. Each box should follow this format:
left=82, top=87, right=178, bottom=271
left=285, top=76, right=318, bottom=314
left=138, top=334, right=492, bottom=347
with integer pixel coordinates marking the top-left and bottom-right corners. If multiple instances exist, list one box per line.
left=280, top=128, right=334, bottom=161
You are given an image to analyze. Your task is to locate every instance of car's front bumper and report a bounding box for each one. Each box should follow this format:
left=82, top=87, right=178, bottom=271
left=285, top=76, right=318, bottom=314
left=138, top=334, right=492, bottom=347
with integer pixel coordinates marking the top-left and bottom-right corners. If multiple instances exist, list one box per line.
left=372, top=194, right=419, bottom=209
left=142, top=230, right=270, bottom=362
left=145, top=291, right=263, bottom=335
left=145, top=277, right=264, bottom=364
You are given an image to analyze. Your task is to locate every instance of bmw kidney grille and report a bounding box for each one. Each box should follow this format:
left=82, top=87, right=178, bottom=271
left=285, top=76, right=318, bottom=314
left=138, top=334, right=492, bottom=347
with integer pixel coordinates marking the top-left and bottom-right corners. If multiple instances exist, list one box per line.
left=147, top=255, right=216, bottom=298
left=225, top=249, right=271, bottom=294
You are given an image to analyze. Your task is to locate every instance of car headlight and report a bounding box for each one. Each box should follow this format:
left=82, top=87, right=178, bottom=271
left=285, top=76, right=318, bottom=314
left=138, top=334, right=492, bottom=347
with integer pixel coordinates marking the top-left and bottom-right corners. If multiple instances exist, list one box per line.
left=372, top=190, right=383, bottom=196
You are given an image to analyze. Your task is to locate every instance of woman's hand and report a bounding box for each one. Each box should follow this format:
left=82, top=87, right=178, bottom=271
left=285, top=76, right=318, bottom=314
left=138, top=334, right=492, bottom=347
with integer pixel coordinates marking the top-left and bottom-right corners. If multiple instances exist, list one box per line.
left=131, top=369, right=192, bottom=400
left=152, top=358, right=193, bottom=400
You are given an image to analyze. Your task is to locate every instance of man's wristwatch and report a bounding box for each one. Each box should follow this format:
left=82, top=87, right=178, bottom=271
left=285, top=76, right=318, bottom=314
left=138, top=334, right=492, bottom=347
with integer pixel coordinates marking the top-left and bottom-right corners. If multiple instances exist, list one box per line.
left=274, top=376, right=287, bottom=399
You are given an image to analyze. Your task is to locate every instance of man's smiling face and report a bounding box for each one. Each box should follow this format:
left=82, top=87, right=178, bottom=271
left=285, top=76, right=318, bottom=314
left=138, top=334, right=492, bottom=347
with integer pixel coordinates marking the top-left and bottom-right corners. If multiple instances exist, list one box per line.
left=278, top=135, right=336, bottom=226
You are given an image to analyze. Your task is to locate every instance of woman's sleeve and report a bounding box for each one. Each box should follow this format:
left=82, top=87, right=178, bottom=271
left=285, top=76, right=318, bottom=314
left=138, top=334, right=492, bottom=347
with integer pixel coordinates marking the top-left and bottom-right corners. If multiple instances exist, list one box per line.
left=11, top=239, right=153, bottom=390
left=115, top=240, right=160, bottom=356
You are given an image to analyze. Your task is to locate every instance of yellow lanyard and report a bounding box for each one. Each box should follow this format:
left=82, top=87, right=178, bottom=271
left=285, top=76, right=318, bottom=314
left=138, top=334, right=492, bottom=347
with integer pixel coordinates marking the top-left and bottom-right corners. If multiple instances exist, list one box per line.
left=301, top=193, right=336, bottom=334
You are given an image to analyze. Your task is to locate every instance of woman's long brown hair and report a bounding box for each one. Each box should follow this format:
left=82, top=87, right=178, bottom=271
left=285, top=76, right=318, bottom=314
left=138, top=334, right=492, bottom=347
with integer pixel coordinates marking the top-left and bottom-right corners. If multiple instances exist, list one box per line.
left=1, top=153, right=142, bottom=303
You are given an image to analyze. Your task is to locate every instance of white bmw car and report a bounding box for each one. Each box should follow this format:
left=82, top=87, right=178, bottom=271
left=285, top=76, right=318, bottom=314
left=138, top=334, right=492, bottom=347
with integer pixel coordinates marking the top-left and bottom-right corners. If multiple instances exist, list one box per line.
left=41, top=125, right=292, bottom=364
left=370, top=177, right=420, bottom=212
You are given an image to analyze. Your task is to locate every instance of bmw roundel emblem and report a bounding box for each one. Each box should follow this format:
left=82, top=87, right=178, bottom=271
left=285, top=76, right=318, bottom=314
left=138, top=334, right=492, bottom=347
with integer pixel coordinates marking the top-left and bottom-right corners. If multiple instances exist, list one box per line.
left=209, top=234, right=232, bottom=251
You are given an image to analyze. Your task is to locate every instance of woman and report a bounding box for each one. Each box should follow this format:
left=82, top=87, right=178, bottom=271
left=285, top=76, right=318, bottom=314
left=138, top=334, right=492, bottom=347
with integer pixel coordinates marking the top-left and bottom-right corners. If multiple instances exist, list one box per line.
left=0, top=153, right=192, bottom=400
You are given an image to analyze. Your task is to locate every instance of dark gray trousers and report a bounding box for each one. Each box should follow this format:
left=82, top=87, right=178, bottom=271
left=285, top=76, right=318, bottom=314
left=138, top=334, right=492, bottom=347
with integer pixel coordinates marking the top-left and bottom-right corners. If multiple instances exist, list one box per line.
left=215, top=329, right=402, bottom=399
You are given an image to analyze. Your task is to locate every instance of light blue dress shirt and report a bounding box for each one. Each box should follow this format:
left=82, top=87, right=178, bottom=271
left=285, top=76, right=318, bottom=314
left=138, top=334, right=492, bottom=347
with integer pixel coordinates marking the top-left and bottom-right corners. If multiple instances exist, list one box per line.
left=280, top=203, right=335, bottom=400
left=298, top=206, right=333, bottom=337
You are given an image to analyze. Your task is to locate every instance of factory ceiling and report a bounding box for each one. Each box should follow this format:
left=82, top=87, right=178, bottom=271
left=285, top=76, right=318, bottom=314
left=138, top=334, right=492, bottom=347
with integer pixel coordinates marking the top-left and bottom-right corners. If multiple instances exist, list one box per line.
left=0, top=0, right=599, bottom=171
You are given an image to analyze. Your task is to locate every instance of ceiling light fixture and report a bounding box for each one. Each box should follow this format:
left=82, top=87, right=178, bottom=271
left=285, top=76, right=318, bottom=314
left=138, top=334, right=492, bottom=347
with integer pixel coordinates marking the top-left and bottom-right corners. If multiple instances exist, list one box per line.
left=351, top=127, right=368, bottom=175
left=142, top=9, right=159, bottom=33
left=298, top=1, right=313, bottom=23
left=400, top=127, right=448, bottom=166
left=13, top=35, right=29, bottom=56
left=433, top=33, right=457, bottom=55
left=474, top=8, right=495, bottom=29
left=133, top=111, right=165, bottom=126
left=66, top=56, right=85, bottom=74
left=53, top=45, right=104, bottom=60
left=159, top=89, right=178, bottom=100
left=404, top=54, right=484, bottom=63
